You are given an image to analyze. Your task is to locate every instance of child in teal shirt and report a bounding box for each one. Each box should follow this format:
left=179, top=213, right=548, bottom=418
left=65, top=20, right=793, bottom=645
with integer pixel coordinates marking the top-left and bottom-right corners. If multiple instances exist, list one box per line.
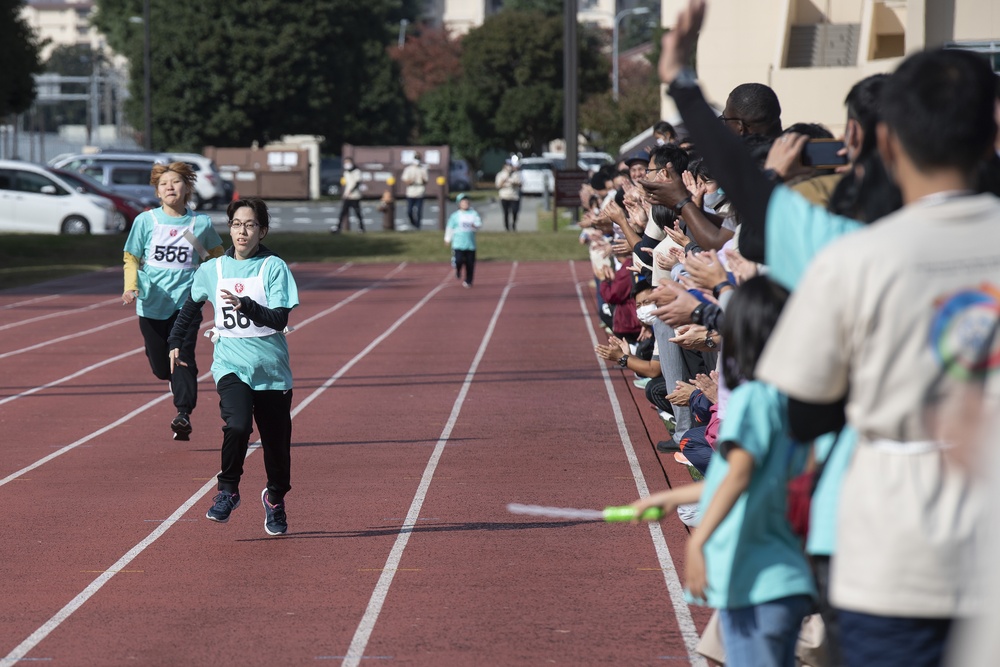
left=445, top=193, right=482, bottom=287
left=632, top=277, right=815, bottom=667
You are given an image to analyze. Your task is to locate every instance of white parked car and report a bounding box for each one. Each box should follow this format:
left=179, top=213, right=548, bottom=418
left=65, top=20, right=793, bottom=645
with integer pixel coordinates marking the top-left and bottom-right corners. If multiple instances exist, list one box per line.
left=518, top=157, right=556, bottom=195
left=0, top=160, right=118, bottom=234
left=167, top=153, right=227, bottom=210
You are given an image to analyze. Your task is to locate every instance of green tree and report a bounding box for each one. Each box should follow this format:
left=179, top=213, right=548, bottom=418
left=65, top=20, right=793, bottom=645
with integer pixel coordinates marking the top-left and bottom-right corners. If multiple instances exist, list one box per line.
left=579, top=56, right=659, bottom=154
left=0, top=0, right=44, bottom=118
left=92, top=0, right=414, bottom=153
left=455, top=10, right=609, bottom=155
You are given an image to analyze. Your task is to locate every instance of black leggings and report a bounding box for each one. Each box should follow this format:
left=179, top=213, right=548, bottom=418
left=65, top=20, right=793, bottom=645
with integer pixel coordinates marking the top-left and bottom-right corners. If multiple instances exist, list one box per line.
left=453, top=249, right=476, bottom=285
left=139, top=312, right=199, bottom=414
left=501, top=198, right=520, bottom=230
left=216, top=373, right=293, bottom=503
left=339, top=199, right=364, bottom=231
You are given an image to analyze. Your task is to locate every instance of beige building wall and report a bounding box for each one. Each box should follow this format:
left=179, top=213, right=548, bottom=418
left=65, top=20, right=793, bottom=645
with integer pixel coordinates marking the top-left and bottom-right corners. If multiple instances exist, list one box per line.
left=21, top=0, right=105, bottom=62
left=443, top=0, right=489, bottom=36
left=660, top=0, right=999, bottom=136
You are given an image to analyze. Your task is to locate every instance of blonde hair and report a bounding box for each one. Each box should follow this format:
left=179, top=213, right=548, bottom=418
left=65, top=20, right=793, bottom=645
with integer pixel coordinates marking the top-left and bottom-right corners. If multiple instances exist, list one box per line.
left=150, top=161, right=197, bottom=204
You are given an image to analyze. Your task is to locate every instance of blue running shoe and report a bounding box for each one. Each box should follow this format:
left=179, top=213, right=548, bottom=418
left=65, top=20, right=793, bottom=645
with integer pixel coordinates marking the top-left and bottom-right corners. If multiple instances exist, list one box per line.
left=261, top=488, right=287, bottom=536
left=206, top=490, right=240, bottom=523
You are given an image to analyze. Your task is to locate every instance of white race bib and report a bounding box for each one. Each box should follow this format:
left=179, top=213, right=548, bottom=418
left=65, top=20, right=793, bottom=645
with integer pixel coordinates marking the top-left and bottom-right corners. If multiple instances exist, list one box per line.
left=213, top=257, right=278, bottom=339
left=145, top=219, right=196, bottom=270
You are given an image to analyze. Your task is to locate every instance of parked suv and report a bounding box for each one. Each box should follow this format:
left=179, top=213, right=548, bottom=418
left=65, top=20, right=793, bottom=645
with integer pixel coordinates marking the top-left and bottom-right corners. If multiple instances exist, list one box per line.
left=168, top=152, right=227, bottom=209
left=77, top=162, right=160, bottom=209
left=0, top=159, right=117, bottom=234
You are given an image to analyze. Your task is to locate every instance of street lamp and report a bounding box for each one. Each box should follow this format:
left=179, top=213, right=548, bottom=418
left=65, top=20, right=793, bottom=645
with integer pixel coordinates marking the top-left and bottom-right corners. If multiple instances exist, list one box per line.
left=128, top=0, right=151, bottom=150
left=613, top=6, right=651, bottom=102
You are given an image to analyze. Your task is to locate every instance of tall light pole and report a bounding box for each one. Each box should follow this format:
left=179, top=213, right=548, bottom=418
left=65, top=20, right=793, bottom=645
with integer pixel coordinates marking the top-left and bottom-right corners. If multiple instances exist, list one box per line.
left=128, top=3, right=152, bottom=150
left=142, top=0, right=151, bottom=150
left=612, top=6, right=651, bottom=102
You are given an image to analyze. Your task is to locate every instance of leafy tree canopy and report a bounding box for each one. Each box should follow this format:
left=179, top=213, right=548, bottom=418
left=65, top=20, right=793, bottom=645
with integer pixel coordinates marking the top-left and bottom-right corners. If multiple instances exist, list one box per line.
left=431, top=10, right=608, bottom=158
left=92, top=0, right=416, bottom=153
left=0, top=0, right=44, bottom=118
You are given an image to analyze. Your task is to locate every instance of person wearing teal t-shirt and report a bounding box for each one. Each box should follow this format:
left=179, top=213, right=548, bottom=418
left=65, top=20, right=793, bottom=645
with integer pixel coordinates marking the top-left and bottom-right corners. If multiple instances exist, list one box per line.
left=122, top=162, right=225, bottom=441
left=632, top=277, right=815, bottom=667
left=445, top=193, right=482, bottom=288
left=168, top=198, right=299, bottom=536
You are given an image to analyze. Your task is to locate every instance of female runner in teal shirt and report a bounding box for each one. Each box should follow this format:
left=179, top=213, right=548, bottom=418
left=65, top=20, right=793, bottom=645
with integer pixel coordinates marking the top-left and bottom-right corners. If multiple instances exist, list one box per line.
left=168, top=198, right=299, bottom=536
left=122, top=162, right=224, bottom=441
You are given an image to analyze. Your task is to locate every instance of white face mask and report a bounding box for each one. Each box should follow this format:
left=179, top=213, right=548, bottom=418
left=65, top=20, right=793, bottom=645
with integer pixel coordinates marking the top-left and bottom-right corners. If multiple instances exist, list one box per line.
left=636, top=303, right=658, bottom=325
left=655, top=138, right=666, bottom=146
left=704, top=189, right=725, bottom=209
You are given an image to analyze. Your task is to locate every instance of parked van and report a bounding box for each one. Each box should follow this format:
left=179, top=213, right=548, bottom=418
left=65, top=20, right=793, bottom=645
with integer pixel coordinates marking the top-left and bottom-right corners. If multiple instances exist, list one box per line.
left=518, top=157, right=556, bottom=195
left=0, top=160, right=118, bottom=234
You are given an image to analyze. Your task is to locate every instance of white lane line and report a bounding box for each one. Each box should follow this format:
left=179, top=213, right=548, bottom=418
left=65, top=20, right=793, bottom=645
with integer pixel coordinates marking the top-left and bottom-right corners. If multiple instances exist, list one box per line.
left=340, top=262, right=518, bottom=667
left=0, top=263, right=401, bottom=485
left=0, top=316, right=133, bottom=361
left=0, top=370, right=210, bottom=489
left=0, top=294, right=60, bottom=310
left=0, top=298, right=120, bottom=332
left=0, top=267, right=454, bottom=667
left=569, top=261, right=706, bottom=667
left=0, top=264, right=357, bottom=408
left=0, top=347, right=143, bottom=408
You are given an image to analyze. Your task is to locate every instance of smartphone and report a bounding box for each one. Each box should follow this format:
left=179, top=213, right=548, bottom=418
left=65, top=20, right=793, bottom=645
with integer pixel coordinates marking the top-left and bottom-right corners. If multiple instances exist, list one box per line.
left=802, top=139, right=848, bottom=169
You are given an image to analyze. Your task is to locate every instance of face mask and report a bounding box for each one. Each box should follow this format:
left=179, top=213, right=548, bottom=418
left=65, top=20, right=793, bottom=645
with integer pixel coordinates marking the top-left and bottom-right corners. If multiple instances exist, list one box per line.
left=655, top=138, right=666, bottom=146
left=636, top=303, right=658, bottom=325
left=704, top=189, right=725, bottom=209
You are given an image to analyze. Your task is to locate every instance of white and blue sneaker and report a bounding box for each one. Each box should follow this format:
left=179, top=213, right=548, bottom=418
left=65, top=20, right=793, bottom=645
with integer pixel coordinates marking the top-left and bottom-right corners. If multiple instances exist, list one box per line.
left=206, top=490, right=240, bottom=522
left=261, top=488, right=287, bottom=536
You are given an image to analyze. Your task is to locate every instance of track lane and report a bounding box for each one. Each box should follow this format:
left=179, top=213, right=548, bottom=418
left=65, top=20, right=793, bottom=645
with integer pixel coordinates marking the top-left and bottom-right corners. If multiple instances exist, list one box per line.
left=1, top=261, right=709, bottom=666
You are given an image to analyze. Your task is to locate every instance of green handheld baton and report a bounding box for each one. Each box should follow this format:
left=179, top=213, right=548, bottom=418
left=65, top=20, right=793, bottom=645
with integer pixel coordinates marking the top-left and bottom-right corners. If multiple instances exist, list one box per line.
left=602, top=506, right=665, bottom=522
left=506, top=503, right=665, bottom=522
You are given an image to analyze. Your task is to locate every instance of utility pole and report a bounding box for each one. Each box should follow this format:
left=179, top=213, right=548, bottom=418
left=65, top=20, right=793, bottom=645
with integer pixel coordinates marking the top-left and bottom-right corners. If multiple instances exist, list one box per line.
left=563, top=0, right=578, bottom=171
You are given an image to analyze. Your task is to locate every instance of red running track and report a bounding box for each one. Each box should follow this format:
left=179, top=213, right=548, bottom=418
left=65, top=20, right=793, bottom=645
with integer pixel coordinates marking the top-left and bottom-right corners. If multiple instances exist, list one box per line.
left=0, top=261, right=710, bottom=666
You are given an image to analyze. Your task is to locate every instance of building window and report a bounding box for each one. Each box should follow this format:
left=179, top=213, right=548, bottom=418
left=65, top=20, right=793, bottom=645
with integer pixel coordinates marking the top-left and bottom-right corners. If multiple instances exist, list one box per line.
left=945, top=41, right=1000, bottom=73
left=786, top=23, right=860, bottom=68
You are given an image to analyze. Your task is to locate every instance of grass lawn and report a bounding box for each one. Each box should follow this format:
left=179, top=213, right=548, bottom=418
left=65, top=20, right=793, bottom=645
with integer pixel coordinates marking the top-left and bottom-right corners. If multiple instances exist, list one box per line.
left=0, top=230, right=586, bottom=290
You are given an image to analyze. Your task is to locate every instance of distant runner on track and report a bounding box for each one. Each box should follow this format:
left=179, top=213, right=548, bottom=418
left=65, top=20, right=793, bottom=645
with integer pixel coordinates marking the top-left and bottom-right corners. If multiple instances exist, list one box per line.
left=121, top=162, right=224, bottom=441
left=168, top=197, right=300, bottom=536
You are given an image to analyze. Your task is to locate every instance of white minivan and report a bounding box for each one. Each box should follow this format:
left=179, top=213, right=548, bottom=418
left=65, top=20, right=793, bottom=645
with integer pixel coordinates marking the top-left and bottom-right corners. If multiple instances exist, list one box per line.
left=0, top=160, right=118, bottom=234
left=518, top=157, right=556, bottom=195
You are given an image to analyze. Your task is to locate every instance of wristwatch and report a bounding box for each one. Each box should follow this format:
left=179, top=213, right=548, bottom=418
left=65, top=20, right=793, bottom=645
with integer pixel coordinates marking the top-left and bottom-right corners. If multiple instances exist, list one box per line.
left=690, top=302, right=706, bottom=326
left=617, top=354, right=630, bottom=368
left=712, top=281, right=732, bottom=299
left=704, top=331, right=717, bottom=349
left=674, top=196, right=693, bottom=214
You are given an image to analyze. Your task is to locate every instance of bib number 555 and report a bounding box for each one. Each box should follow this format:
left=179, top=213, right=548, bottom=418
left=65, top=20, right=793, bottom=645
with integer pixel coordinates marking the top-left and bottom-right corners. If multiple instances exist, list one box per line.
left=152, top=245, right=190, bottom=264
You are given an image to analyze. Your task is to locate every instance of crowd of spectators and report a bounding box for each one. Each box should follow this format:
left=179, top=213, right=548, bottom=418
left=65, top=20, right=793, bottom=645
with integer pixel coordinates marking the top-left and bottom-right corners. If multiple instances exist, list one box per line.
left=580, top=1, right=1000, bottom=665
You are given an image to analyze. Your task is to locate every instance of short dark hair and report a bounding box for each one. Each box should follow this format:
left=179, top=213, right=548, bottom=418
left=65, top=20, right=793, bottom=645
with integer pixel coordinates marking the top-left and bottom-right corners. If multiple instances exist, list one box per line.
left=881, top=48, right=997, bottom=173
left=781, top=122, right=833, bottom=140
left=727, top=83, right=783, bottom=138
left=649, top=144, right=690, bottom=174
left=721, top=276, right=790, bottom=387
left=653, top=120, right=677, bottom=138
left=227, top=197, right=271, bottom=229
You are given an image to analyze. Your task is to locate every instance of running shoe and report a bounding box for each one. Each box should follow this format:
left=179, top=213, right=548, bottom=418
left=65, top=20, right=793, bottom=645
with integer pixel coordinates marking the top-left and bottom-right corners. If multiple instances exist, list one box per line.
left=171, top=412, right=192, bottom=441
left=206, top=490, right=240, bottom=523
left=261, top=488, right=287, bottom=536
